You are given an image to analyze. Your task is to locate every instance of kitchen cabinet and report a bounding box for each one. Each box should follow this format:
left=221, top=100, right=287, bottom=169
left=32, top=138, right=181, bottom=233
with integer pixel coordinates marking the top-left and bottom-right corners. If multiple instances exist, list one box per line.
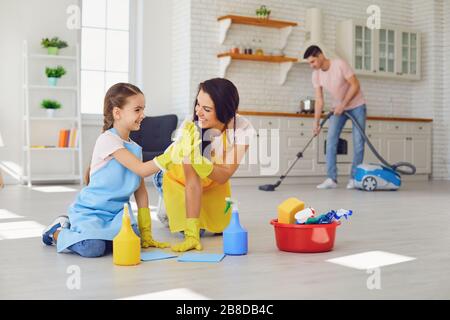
left=234, top=112, right=432, bottom=178
left=336, top=20, right=376, bottom=76
left=337, top=20, right=421, bottom=80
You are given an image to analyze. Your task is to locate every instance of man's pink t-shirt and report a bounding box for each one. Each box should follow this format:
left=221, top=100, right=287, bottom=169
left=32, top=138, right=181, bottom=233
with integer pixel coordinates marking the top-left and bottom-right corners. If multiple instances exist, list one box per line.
left=312, top=59, right=366, bottom=110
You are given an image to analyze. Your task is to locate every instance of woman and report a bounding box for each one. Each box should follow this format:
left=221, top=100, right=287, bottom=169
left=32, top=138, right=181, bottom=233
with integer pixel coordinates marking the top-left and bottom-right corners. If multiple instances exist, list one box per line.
left=153, top=78, right=255, bottom=252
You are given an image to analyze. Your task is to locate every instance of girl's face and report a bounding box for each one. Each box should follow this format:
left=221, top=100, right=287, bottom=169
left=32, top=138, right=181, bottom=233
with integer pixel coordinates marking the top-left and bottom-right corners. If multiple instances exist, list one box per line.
left=114, top=93, right=146, bottom=131
left=195, top=89, right=224, bottom=130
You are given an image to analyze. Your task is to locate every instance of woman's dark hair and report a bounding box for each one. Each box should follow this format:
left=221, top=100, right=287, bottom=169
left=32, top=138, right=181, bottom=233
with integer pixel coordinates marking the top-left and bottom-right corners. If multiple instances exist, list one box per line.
left=193, top=78, right=239, bottom=124
left=192, top=78, right=240, bottom=156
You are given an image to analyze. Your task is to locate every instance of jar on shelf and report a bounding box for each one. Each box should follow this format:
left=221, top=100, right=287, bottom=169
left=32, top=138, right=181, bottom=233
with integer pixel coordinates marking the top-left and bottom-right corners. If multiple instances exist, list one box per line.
left=255, top=39, right=264, bottom=55
left=230, top=44, right=240, bottom=54
left=238, top=42, right=245, bottom=55
left=244, top=42, right=253, bottom=55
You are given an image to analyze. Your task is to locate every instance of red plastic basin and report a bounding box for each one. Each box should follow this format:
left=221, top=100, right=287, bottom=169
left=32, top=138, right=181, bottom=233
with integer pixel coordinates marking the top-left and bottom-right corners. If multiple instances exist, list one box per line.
left=270, top=219, right=340, bottom=253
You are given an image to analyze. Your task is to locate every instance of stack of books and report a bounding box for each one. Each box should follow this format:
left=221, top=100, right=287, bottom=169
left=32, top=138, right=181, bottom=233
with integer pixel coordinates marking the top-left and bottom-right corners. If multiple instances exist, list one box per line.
left=58, top=128, right=78, bottom=148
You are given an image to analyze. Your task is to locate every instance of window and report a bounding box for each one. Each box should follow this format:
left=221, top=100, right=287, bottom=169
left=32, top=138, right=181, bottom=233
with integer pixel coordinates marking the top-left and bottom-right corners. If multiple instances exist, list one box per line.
left=81, top=0, right=130, bottom=114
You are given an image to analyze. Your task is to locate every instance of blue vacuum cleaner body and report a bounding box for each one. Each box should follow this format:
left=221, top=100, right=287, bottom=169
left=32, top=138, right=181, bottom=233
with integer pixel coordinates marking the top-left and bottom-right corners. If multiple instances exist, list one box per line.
left=354, top=163, right=401, bottom=191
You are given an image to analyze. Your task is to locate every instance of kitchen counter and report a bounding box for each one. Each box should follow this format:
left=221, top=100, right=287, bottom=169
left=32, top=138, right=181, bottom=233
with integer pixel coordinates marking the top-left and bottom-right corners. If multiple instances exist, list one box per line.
left=238, top=110, right=433, bottom=123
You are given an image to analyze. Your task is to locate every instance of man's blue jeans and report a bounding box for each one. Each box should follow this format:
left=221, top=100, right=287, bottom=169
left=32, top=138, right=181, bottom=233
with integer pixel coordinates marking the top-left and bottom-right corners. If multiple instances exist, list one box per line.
left=326, top=104, right=367, bottom=182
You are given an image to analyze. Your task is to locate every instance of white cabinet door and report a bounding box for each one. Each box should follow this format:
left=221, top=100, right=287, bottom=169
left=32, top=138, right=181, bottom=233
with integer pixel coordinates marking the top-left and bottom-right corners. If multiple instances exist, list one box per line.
left=363, top=133, right=384, bottom=164
left=385, top=136, right=408, bottom=164
left=282, top=133, right=316, bottom=176
left=408, top=135, right=431, bottom=174
left=354, top=24, right=375, bottom=74
left=376, top=28, right=396, bottom=75
left=397, top=30, right=421, bottom=80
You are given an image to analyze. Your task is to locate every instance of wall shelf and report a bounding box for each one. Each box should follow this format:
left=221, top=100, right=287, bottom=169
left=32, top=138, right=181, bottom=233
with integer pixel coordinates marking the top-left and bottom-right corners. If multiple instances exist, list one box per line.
left=218, top=15, right=298, bottom=48
left=22, top=40, right=83, bottom=187
left=27, top=54, right=77, bottom=61
left=217, top=52, right=298, bottom=85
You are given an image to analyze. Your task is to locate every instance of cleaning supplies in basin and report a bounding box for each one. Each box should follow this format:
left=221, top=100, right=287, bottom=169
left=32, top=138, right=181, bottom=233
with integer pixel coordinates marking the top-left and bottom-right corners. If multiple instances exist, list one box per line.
left=277, top=198, right=305, bottom=224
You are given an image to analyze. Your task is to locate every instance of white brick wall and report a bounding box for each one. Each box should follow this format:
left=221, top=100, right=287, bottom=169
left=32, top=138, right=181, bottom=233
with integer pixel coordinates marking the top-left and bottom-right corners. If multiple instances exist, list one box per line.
left=171, top=0, right=450, bottom=179
left=412, top=0, right=447, bottom=179
left=443, top=0, right=450, bottom=178
left=171, top=0, right=192, bottom=119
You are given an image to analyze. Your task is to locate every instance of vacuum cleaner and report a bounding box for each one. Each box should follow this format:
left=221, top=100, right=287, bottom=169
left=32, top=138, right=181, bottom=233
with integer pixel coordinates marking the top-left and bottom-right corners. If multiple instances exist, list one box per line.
left=259, top=111, right=416, bottom=192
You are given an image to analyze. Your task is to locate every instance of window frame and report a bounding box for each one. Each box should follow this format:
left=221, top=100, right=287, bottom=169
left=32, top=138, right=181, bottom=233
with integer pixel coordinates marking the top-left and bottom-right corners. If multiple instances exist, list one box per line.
left=79, top=0, right=142, bottom=120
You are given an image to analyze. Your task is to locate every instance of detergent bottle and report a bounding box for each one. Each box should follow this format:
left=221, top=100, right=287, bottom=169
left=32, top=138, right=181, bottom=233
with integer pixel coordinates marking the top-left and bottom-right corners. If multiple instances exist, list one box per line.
left=113, top=203, right=141, bottom=266
left=223, top=197, right=248, bottom=255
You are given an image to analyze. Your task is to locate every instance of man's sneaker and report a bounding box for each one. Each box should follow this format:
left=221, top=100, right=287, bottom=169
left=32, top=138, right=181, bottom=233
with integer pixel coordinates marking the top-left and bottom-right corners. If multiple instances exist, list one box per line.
left=346, top=179, right=356, bottom=189
left=42, top=215, right=70, bottom=246
left=317, top=178, right=337, bottom=189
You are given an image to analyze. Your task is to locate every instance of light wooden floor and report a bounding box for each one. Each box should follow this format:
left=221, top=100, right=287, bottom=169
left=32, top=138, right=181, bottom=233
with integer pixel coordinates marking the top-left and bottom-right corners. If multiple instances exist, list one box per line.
left=0, top=180, right=449, bottom=299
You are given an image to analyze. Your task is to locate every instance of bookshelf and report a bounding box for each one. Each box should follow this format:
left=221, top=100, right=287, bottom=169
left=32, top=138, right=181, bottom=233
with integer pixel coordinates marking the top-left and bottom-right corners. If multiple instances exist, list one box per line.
left=22, top=40, right=83, bottom=186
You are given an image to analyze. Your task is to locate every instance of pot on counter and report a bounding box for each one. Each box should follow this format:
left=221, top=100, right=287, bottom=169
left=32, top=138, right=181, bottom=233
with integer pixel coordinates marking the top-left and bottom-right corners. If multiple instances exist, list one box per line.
left=299, top=97, right=316, bottom=114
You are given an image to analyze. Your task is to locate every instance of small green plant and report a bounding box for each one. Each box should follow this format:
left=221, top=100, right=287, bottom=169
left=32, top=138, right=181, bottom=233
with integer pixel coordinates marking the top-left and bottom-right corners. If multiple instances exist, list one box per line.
left=41, top=37, right=68, bottom=49
left=256, top=5, right=271, bottom=19
left=41, top=99, right=62, bottom=109
left=45, top=66, right=66, bottom=78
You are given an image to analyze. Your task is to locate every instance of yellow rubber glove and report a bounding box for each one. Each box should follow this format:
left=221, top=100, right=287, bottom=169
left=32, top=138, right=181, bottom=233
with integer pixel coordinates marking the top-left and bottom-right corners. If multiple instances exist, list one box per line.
left=189, top=136, right=214, bottom=179
left=137, top=208, right=170, bottom=248
left=154, top=122, right=200, bottom=170
left=171, top=218, right=203, bottom=252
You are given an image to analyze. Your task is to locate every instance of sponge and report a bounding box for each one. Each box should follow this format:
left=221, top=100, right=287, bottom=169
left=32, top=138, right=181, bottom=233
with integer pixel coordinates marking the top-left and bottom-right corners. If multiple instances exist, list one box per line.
left=277, top=198, right=305, bottom=224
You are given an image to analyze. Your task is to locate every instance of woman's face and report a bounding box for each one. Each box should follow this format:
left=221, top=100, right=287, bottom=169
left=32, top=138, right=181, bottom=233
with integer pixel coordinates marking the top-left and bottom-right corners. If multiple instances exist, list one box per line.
left=114, top=93, right=146, bottom=131
left=195, top=89, right=224, bottom=130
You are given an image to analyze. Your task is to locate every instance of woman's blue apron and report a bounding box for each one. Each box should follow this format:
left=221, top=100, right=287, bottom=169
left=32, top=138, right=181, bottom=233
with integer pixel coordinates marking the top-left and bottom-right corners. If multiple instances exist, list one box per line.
left=57, top=128, right=142, bottom=252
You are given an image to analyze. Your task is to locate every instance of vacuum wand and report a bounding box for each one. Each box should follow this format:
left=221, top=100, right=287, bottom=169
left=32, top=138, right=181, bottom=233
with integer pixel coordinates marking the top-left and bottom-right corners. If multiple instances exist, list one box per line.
left=259, top=112, right=333, bottom=192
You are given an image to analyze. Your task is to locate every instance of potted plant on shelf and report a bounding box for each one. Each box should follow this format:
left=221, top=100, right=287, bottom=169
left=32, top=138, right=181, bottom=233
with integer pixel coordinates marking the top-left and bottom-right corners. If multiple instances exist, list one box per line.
left=256, top=5, right=271, bottom=20
left=41, top=37, right=68, bottom=55
left=45, top=65, right=66, bottom=86
left=41, top=99, right=62, bottom=117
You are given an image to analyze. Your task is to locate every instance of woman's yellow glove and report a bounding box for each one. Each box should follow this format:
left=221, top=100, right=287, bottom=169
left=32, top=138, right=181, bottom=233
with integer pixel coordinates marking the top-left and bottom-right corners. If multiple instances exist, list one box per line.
left=190, top=152, right=214, bottom=179
left=171, top=218, right=202, bottom=252
left=137, top=208, right=170, bottom=248
left=153, top=122, right=200, bottom=170
left=188, top=129, right=213, bottom=179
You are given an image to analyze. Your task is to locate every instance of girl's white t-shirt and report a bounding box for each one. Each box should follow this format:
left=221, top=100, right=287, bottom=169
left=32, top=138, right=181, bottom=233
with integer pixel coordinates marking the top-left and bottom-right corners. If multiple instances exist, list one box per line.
left=90, top=130, right=141, bottom=176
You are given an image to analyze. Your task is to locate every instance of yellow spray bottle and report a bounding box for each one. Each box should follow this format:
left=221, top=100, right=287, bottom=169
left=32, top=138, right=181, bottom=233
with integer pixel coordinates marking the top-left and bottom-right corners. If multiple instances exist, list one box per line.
left=113, top=203, right=141, bottom=266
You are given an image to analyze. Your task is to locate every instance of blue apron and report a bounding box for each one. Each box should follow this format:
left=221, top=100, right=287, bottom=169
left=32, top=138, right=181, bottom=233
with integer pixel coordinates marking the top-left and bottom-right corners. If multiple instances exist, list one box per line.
left=57, top=128, right=142, bottom=252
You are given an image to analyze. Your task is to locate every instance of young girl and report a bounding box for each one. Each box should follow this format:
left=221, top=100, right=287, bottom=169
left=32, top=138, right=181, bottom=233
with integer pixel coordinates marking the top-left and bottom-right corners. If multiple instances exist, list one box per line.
left=153, top=78, right=256, bottom=252
left=42, top=82, right=195, bottom=258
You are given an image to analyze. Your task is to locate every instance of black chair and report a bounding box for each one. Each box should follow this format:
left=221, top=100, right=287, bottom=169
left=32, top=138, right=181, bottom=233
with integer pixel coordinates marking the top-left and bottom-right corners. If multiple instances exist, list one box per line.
left=130, top=114, right=178, bottom=161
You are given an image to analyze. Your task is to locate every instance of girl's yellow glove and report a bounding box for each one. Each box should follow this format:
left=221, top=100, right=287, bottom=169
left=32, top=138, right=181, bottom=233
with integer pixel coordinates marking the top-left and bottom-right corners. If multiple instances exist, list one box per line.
left=137, top=208, right=170, bottom=248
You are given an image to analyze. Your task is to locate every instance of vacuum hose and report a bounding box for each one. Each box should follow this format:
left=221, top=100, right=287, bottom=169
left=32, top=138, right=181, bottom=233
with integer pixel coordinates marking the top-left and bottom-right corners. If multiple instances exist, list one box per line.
left=344, top=111, right=416, bottom=175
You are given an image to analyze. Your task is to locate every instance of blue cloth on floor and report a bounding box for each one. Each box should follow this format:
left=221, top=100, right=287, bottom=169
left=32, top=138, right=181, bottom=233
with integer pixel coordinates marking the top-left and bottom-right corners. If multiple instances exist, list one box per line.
left=177, top=253, right=226, bottom=263
left=141, top=250, right=178, bottom=261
